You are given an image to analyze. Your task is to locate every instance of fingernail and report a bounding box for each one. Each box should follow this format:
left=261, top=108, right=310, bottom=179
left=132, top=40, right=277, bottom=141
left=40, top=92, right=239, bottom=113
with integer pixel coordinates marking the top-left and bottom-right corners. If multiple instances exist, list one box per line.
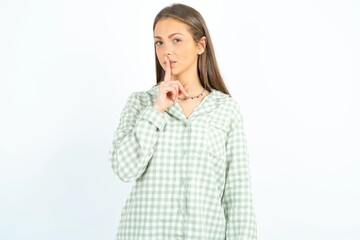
left=165, top=56, right=168, bottom=61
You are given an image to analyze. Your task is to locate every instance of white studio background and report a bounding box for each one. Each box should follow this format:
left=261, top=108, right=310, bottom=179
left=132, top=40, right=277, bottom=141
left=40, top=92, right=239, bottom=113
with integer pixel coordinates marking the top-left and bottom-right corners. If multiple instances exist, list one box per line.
left=1, top=0, right=359, bottom=239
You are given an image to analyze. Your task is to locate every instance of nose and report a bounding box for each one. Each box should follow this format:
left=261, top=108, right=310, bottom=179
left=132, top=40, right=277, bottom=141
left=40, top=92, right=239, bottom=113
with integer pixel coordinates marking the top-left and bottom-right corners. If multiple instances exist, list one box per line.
left=163, top=43, right=173, bottom=57
left=163, top=51, right=172, bottom=57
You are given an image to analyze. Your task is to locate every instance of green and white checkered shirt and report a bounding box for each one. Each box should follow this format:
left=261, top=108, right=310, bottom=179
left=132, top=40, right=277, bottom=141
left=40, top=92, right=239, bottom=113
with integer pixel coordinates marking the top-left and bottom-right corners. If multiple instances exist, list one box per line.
left=109, top=84, right=257, bottom=239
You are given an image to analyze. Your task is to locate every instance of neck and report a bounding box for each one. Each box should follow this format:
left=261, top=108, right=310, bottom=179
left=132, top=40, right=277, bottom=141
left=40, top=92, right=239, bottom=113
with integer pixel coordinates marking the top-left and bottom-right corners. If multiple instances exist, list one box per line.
left=172, top=73, right=203, bottom=96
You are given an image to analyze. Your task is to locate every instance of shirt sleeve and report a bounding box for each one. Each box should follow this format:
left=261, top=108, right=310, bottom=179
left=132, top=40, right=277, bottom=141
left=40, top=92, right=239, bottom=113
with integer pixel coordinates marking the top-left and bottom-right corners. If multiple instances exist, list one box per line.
left=222, top=107, right=257, bottom=239
left=108, top=93, right=167, bottom=182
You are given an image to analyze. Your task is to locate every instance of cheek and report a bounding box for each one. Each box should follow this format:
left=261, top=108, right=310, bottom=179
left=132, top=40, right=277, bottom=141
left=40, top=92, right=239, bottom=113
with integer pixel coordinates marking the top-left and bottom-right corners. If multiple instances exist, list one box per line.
left=180, top=45, right=197, bottom=58
left=155, top=50, right=162, bottom=62
left=155, top=51, right=165, bottom=69
left=155, top=48, right=160, bottom=58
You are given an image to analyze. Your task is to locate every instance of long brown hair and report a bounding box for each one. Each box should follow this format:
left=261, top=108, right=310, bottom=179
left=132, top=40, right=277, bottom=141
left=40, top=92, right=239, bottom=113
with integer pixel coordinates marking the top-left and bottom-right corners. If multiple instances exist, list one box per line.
left=153, top=3, right=230, bottom=95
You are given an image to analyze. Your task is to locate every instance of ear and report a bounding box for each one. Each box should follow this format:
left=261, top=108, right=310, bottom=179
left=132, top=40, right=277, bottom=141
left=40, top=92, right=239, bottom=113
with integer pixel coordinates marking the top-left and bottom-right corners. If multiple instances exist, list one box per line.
left=197, top=36, right=207, bottom=54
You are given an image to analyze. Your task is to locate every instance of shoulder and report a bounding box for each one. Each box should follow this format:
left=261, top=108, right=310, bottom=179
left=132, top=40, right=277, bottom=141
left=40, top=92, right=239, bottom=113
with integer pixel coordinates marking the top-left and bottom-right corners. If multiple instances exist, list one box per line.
left=211, top=89, right=243, bottom=121
left=125, top=84, right=159, bottom=107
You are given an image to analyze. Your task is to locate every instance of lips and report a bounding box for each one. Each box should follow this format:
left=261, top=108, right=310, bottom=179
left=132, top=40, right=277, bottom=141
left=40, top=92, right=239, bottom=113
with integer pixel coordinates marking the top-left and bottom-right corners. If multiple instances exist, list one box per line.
left=163, top=60, right=177, bottom=65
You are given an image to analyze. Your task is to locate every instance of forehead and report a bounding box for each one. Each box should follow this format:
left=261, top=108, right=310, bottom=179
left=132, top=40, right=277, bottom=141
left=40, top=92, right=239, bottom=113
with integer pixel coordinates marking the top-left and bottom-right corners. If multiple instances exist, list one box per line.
left=154, top=18, right=191, bottom=36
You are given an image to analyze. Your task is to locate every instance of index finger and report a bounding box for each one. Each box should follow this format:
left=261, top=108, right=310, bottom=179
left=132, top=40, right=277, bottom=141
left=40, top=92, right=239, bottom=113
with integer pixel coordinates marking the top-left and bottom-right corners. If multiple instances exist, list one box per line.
left=178, top=82, right=189, bottom=97
left=164, top=56, right=171, bottom=82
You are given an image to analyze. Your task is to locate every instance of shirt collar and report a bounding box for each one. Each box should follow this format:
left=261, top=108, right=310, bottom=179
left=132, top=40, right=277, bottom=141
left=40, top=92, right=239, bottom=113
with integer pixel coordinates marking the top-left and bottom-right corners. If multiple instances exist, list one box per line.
left=146, top=84, right=230, bottom=120
left=146, top=84, right=229, bottom=101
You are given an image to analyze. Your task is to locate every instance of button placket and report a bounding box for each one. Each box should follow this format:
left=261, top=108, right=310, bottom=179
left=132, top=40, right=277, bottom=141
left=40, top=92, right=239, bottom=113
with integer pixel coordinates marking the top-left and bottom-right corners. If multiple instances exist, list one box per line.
left=181, top=177, right=188, bottom=187
left=184, top=121, right=190, bottom=237
left=176, top=120, right=190, bottom=239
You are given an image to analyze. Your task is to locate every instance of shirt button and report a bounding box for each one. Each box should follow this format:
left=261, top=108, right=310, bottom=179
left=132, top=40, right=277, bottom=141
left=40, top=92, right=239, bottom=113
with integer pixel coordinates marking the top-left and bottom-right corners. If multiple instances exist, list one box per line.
left=181, top=177, right=188, bottom=185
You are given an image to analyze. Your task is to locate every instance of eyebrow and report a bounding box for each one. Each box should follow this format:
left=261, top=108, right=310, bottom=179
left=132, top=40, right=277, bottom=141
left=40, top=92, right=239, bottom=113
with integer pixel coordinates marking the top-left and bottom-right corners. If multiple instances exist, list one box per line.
left=154, top=33, right=184, bottom=39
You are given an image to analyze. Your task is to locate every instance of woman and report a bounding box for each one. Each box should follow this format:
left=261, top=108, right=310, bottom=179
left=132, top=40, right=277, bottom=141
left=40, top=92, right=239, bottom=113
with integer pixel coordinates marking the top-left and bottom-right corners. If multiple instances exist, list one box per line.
left=109, top=3, right=257, bottom=239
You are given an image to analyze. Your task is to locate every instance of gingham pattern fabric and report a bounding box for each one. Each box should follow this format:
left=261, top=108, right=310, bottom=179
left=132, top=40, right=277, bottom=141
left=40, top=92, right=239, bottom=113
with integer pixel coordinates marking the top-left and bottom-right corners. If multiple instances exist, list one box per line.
left=109, top=84, right=257, bottom=239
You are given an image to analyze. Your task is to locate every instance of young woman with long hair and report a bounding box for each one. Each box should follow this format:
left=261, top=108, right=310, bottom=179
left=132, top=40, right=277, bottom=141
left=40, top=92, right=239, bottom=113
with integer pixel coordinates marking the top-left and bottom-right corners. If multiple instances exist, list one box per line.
left=109, top=4, right=257, bottom=239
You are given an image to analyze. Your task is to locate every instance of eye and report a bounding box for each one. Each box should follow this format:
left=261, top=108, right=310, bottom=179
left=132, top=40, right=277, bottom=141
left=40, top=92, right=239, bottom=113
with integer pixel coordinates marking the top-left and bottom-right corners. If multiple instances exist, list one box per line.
left=173, top=38, right=181, bottom=43
left=154, top=41, right=163, bottom=46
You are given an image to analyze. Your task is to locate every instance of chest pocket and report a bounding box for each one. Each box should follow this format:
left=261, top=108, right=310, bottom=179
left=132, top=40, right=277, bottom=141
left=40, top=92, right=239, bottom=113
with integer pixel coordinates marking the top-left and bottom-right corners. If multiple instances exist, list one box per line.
left=207, top=120, right=229, bottom=160
left=207, top=120, right=229, bottom=199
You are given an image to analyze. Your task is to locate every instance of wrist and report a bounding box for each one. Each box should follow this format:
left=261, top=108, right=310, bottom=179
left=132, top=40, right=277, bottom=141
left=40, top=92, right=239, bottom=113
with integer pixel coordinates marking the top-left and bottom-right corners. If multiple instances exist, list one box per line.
left=152, top=104, right=165, bottom=113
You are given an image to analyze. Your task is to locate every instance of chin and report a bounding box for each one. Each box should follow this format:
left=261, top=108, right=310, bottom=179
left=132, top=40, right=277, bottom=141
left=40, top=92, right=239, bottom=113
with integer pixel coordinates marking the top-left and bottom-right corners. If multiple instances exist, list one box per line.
left=171, top=70, right=179, bottom=76
left=171, top=68, right=184, bottom=77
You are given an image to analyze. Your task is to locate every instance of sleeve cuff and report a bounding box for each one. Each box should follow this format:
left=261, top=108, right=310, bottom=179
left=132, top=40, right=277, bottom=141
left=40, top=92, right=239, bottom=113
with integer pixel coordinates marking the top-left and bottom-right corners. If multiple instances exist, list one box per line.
left=138, top=106, right=168, bottom=131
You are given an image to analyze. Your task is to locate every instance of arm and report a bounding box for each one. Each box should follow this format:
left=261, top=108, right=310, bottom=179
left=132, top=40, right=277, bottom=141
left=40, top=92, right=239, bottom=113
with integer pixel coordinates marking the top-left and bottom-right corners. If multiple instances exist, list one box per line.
left=108, top=93, right=167, bottom=182
left=222, top=108, right=257, bottom=239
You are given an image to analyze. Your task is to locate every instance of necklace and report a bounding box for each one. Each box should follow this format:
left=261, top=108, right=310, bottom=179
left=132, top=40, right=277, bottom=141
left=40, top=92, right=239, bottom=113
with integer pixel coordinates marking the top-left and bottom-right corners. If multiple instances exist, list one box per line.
left=178, top=88, right=205, bottom=101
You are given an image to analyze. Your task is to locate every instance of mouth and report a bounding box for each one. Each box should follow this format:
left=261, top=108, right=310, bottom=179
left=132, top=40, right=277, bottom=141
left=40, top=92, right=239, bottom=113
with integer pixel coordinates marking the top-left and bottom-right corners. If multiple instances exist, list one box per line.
left=163, top=60, right=177, bottom=65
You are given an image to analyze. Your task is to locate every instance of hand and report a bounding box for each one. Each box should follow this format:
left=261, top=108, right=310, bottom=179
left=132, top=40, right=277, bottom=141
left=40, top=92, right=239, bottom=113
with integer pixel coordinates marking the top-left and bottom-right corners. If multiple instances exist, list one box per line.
left=153, top=56, right=188, bottom=112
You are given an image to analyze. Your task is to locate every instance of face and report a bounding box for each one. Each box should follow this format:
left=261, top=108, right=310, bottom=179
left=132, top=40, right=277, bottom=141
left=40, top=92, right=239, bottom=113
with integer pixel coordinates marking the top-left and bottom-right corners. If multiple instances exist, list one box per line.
left=154, top=18, right=205, bottom=79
